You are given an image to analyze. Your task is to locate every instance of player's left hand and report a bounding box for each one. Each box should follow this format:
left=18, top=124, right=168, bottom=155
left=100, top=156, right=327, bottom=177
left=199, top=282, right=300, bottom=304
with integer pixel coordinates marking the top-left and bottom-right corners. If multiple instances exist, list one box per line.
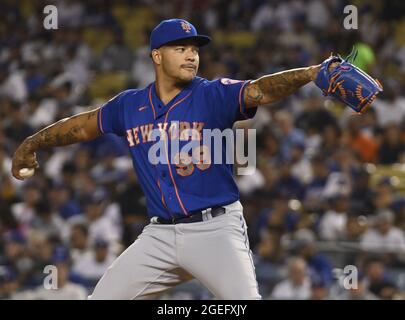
left=314, top=50, right=383, bottom=114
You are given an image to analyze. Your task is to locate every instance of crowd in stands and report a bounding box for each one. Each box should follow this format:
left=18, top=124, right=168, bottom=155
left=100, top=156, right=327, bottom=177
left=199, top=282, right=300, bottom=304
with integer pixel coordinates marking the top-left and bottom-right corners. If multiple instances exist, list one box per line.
left=1, top=0, right=404, bottom=299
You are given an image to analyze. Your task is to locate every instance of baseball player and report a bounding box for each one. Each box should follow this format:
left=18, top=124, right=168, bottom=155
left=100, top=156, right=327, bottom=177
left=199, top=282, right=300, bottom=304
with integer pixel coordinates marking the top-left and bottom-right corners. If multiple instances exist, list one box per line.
left=11, top=19, right=381, bottom=299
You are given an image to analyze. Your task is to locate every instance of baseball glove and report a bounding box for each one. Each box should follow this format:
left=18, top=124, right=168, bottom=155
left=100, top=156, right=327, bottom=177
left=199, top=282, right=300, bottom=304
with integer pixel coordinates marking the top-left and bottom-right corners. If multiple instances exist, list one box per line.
left=315, top=49, right=383, bottom=114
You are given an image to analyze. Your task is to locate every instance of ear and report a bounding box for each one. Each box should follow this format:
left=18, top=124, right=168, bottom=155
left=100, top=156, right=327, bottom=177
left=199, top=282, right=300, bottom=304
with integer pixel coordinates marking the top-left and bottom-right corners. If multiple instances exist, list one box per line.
left=151, top=49, right=162, bottom=65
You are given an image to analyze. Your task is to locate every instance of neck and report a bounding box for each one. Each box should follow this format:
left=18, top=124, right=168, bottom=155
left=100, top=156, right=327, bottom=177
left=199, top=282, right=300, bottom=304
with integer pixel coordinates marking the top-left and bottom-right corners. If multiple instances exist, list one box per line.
left=155, top=73, right=189, bottom=105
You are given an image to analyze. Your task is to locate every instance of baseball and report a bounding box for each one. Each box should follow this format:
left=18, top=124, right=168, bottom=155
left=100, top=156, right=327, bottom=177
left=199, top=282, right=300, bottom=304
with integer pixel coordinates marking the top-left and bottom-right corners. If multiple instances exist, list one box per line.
left=19, top=168, right=35, bottom=178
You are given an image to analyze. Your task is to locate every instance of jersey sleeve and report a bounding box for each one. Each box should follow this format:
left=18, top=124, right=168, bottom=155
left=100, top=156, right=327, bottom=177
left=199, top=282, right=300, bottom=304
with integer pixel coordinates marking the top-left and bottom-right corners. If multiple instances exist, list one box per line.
left=205, top=78, right=258, bottom=128
left=97, top=90, right=129, bottom=136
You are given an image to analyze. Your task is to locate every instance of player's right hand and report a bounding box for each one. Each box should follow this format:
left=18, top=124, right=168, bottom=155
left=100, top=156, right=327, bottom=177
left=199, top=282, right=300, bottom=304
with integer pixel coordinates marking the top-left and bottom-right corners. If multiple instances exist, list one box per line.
left=11, top=141, right=39, bottom=180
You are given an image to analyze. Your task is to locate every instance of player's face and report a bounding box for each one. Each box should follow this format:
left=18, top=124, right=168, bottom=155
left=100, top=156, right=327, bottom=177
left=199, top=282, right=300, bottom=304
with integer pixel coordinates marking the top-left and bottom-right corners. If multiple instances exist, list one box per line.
left=159, top=41, right=200, bottom=83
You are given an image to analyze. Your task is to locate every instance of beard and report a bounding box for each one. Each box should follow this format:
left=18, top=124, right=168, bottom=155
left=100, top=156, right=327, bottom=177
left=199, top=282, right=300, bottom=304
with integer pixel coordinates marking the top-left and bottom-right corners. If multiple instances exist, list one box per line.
left=174, top=73, right=195, bottom=88
left=178, top=66, right=197, bottom=81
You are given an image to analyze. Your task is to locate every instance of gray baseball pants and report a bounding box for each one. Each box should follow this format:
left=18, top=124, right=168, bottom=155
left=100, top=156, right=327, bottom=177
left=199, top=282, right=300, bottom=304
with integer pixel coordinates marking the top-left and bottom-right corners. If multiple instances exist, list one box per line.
left=88, top=201, right=261, bottom=300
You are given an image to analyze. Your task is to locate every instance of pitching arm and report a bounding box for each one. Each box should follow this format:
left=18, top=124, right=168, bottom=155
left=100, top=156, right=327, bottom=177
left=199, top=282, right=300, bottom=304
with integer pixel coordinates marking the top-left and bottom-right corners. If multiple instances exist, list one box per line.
left=243, top=65, right=321, bottom=108
left=11, top=108, right=102, bottom=180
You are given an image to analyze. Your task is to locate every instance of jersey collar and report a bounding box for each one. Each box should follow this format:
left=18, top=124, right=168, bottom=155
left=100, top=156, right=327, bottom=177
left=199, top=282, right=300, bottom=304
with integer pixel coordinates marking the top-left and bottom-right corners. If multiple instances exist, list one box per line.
left=149, top=77, right=202, bottom=120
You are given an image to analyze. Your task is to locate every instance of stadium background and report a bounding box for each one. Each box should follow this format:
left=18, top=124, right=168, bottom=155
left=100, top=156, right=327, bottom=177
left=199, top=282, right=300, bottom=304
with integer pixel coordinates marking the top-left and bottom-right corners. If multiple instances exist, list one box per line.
left=1, top=0, right=405, bottom=299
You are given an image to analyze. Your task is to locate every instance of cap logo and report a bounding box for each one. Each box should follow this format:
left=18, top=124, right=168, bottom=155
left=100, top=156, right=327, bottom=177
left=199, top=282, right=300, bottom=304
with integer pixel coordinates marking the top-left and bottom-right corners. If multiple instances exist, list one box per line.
left=181, top=21, right=192, bottom=33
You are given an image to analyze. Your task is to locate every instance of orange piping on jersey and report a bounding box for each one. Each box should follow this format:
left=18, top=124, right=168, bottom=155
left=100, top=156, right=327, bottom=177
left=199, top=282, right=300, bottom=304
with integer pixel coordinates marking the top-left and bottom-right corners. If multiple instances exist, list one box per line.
left=98, top=108, right=104, bottom=133
left=153, top=162, right=172, bottom=218
left=163, top=92, right=193, bottom=216
left=156, top=177, right=168, bottom=209
left=239, top=81, right=250, bottom=119
left=148, top=86, right=157, bottom=119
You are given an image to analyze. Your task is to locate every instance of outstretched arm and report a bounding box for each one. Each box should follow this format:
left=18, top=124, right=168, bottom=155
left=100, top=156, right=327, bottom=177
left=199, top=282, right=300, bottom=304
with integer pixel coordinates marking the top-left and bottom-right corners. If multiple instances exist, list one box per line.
left=12, top=108, right=101, bottom=180
left=244, top=65, right=321, bottom=108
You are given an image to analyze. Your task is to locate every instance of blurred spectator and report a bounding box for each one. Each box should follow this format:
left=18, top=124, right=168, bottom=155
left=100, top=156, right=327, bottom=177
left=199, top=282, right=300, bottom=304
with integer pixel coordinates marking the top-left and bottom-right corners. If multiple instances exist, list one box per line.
left=4, top=105, right=33, bottom=147
left=292, top=229, right=334, bottom=285
left=372, top=177, right=397, bottom=212
left=269, top=257, right=311, bottom=300
left=0, top=66, right=27, bottom=103
left=1, top=230, right=34, bottom=288
left=255, top=228, right=286, bottom=265
left=319, top=124, right=342, bottom=158
left=1, top=0, right=405, bottom=300
left=306, top=0, right=330, bottom=31
left=310, top=276, right=329, bottom=300
left=349, top=169, right=375, bottom=216
left=250, top=0, right=274, bottom=32
left=335, top=273, right=378, bottom=300
left=328, top=147, right=359, bottom=178
left=29, top=201, right=65, bottom=238
left=69, top=223, right=90, bottom=264
left=117, top=171, right=149, bottom=247
left=343, top=215, right=368, bottom=243
left=91, top=149, right=128, bottom=186
left=72, top=238, right=116, bottom=286
left=58, top=0, right=85, bottom=27
left=274, top=111, right=306, bottom=161
left=48, top=182, right=81, bottom=221
left=100, top=31, right=133, bottom=72
left=364, top=257, right=398, bottom=300
left=322, top=171, right=352, bottom=200
left=0, top=266, right=20, bottom=299
left=10, top=182, right=41, bottom=234
left=303, top=154, right=329, bottom=212
left=27, top=95, right=57, bottom=130
left=24, top=63, right=46, bottom=96
left=319, top=195, right=349, bottom=241
left=279, top=13, right=317, bottom=58
left=15, top=246, right=88, bottom=300
left=295, top=97, right=337, bottom=140
left=361, top=210, right=405, bottom=265
left=236, top=168, right=266, bottom=196
left=0, top=147, right=12, bottom=177
left=290, top=141, right=312, bottom=184
left=131, top=29, right=155, bottom=88
left=257, top=128, right=282, bottom=165
left=377, top=123, right=405, bottom=164
left=373, top=81, right=405, bottom=128
left=274, top=162, right=305, bottom=200
left=342, top=117, right=378, bottom=163
left=254, top=192, right=299, bottom=238
left=80, top=189, right=122, bottom=253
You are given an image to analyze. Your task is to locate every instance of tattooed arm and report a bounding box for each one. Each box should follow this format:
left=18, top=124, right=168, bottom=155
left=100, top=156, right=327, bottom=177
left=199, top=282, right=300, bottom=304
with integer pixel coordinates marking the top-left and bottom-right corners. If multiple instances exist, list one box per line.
left=12, top=108, right=101, bottom=180
left=244, top=65, right=322, bottom=108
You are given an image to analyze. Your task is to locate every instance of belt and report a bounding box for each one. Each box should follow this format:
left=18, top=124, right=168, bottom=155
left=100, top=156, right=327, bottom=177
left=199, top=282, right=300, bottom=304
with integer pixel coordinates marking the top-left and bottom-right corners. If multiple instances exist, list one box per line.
left=152, top=206, right=226, bottom=225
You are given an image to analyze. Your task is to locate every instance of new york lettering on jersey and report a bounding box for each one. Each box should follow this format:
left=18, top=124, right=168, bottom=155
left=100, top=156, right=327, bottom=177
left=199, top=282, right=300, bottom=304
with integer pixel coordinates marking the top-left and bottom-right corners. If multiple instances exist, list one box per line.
left=97, top=76, right=257, bottom=220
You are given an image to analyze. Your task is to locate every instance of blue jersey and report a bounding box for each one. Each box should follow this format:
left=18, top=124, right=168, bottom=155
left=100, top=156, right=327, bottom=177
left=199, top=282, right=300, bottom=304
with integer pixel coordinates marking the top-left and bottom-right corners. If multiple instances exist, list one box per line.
left=98, top=76, right=257, bottom=219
